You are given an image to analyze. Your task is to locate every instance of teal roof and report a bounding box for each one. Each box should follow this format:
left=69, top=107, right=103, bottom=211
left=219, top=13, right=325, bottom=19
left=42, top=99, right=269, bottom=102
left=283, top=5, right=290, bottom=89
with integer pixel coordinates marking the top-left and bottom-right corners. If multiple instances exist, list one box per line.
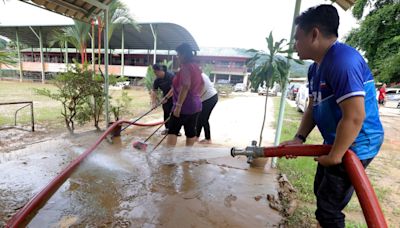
left=198, top=47, right=253, bottom=58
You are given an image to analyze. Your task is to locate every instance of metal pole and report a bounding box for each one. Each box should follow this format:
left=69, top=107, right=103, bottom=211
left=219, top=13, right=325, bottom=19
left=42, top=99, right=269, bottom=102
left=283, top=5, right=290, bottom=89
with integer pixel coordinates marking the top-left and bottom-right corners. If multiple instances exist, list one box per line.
left=65, top=41, right=68, bottom=64
left=121, top=25, right=125, bottom=77
left=104, top=8, right=110, bottom=127
left=91, top=19, right=95, bottom=76
left=39, top=28, right=45, bottom=83
left=272, top=0, right=302, bottom=168
left=31, top=46, right=34, bottom=62
left=31, top=102, right=35, bottom=132
left=15, top=28, right=23, bottom=82
left=150, top=24, right=157, bottom=64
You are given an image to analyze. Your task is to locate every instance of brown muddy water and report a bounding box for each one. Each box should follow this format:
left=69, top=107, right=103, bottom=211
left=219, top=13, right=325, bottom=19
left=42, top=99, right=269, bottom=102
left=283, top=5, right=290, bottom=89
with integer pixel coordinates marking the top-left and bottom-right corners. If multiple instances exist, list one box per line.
left=0, top=132, right=281, bottom=227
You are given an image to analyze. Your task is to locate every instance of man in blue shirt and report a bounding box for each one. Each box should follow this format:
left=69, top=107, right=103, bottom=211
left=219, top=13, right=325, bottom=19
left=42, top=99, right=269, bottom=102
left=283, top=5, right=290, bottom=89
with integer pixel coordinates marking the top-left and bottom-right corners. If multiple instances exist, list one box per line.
left=281, top=4, right=384, bottom=228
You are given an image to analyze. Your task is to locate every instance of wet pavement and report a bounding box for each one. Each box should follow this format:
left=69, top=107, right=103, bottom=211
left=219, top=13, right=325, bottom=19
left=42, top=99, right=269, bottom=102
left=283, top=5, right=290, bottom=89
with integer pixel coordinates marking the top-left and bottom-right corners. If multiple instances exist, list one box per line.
left=0, top=93, right=282, bottom=227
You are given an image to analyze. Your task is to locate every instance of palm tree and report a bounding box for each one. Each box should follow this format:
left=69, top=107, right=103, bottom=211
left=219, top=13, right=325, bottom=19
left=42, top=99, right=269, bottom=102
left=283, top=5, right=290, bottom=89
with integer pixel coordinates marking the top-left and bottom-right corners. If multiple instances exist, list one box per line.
left=247, top=32, right=295, bottom=146
left=161, top=59, right=173, bottom=70
left=0, top=38, right=7, bottom=49
left=49, top=29, right=70, bottom=64
left=97, top=0, right=139, bottom=65
left=0, top=50, right=16, bottom=66
left=107, top=0, right=139, bottom=40
left=144, top=65, right=156, bottom=93
left=0, top=39, right=16, bottom=66
left=49, top=20, right=91, bottom=65
left=49, top=0, right=138, bottom=66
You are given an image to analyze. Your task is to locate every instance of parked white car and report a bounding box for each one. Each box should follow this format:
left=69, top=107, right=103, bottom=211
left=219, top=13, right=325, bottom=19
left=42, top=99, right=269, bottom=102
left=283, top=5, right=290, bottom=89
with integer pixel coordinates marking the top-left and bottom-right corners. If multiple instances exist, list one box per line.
left=110, top=81, right=130, bottom=90
left=234, top=83, right=246, bottom=92
left=258, top=86, right=267, bottom=95
left=296, top=83, right=309, bottom=112
left=385, top=88, right=400, bottom=108
left=269, top=83, right=281, bottom=96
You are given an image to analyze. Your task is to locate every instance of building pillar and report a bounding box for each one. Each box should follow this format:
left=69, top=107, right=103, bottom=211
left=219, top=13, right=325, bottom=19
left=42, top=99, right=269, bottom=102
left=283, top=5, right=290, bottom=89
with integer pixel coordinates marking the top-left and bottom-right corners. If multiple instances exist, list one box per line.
left=150, top=24, right=157, bottom=64
left=39, top=28, right=45, bottom=83
left=104, top=7, right=110, bottom=127
left=121, top=25, right=125, bottom=77
left=15, top=28, right=23, bottom=82
left=65, top=41, right=68, bottom=64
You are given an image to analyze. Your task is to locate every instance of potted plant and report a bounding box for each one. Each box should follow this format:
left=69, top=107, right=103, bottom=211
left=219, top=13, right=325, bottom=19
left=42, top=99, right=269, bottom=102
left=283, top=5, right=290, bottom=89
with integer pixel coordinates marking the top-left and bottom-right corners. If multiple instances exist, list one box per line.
left=109, top=91, right=132, bottom=137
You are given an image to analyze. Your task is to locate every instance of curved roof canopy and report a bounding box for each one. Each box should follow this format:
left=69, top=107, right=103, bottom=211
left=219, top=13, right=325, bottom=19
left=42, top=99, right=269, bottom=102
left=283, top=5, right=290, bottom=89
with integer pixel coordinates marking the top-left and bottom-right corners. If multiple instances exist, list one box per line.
left=18, top=0, right=112, bottom=23
left=0, top=23, right=200, bottom=51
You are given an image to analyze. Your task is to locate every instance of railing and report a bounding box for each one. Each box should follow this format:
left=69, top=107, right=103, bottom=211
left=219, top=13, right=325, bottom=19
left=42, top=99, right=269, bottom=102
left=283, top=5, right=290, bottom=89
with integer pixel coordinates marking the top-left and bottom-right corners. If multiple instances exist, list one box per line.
left=0, top=101, right=34, bottom=132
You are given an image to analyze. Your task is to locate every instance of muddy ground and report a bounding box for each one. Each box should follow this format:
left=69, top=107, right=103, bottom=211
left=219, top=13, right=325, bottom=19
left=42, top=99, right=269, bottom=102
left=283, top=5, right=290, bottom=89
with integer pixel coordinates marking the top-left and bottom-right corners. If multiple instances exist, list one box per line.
left=0, top=92, right=285, bottom=227
left=1, top=93, right=399, bottom=227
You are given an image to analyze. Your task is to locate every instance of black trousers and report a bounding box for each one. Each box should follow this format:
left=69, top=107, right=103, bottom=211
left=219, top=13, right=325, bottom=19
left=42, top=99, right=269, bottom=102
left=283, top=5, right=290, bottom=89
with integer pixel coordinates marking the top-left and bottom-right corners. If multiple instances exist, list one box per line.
left=196, top=94, right=218, bottom=139
left=314, top=157, right=373, bottom=228
left=163, top=100, right=173, bottom=129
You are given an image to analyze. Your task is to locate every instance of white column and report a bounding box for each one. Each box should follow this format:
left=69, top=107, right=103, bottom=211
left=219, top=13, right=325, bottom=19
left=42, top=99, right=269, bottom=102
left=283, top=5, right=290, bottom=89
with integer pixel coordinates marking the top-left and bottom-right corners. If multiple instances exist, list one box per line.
left=15, top=29, right=23, bottom=82
left=104, top=8, right=110, bottom=126
left=121, top=25, right=125, bottom=77
left=39, top=28, right=45, bottom=83
left=150, top=24, right=157, bottom=64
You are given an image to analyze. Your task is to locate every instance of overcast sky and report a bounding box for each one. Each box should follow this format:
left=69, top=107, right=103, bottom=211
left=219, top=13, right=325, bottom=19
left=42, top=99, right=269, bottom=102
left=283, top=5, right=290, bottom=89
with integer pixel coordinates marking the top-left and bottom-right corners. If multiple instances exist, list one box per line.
left=0, top=0, right=359, bottom=50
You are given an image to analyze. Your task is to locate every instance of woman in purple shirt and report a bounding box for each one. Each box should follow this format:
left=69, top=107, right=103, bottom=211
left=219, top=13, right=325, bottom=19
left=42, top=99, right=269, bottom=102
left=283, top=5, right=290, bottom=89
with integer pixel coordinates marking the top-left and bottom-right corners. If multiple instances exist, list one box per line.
left=166, top=43, right=204, bottom=146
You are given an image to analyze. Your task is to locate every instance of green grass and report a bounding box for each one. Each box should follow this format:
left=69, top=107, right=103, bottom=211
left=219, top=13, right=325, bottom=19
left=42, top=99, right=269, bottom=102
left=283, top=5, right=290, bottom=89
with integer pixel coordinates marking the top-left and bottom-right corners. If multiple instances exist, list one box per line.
left=273, top=97, right=322, bottom=203
left=344, top=180, right=390, bottom=214
left=0, top=81, right=151, bottom=129
left=393, top=207, right=400, bottom=216
left=272, top=97, right=320, bottom=226
left=284, top=204, right=317, bottom=227
left=346, top=221, right=368, bottom=228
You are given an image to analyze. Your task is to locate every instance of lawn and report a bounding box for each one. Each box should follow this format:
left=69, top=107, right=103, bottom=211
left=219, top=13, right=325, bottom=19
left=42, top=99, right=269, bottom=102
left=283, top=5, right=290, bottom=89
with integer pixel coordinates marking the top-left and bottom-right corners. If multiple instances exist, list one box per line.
left=0, top=81, right=152, bottom=130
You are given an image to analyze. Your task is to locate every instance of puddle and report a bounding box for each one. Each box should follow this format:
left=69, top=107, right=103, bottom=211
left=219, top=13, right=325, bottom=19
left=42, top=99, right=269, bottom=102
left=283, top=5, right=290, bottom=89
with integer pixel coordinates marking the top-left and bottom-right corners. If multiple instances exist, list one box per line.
left=0, top=135, right=281, bottom=227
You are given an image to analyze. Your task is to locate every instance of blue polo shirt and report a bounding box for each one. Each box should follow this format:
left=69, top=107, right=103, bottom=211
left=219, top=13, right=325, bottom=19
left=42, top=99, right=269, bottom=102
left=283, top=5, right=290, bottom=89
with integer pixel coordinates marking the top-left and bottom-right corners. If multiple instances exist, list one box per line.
left=308, top=42, right=384, bottom=160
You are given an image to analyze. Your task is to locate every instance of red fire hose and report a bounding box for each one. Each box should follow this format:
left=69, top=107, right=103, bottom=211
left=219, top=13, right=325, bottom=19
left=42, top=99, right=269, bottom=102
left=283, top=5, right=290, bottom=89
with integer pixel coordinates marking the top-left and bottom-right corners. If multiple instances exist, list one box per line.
left=239, top=144, right=387, bottom=228
left=8, top=137, right=387, bottom=227
left=6, top=119, right=164, bottom=227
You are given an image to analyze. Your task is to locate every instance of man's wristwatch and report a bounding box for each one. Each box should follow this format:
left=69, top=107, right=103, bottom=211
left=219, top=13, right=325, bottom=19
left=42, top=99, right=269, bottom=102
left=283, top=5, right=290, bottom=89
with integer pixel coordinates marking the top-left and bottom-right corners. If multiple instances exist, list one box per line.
left=294, top=134, right=306, bottom=143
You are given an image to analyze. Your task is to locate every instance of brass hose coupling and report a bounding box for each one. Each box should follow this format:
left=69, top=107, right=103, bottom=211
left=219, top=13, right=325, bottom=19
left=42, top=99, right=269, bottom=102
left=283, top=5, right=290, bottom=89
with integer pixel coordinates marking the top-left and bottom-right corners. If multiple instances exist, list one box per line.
left=230, top=140, right=264, bottom=164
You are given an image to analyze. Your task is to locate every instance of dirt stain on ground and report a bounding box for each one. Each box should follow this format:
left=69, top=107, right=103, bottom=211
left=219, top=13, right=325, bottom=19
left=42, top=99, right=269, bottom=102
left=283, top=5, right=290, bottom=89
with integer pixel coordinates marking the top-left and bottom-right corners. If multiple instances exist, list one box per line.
left=0, top=127, right=282, bottom=227
left=3, top=93, right=397, bottom=227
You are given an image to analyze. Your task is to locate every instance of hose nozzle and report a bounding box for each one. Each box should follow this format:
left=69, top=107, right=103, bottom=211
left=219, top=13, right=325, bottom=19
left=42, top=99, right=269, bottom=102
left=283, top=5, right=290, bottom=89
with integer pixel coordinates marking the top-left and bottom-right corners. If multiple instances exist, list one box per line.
left=231, top=140, right=264, bottom=164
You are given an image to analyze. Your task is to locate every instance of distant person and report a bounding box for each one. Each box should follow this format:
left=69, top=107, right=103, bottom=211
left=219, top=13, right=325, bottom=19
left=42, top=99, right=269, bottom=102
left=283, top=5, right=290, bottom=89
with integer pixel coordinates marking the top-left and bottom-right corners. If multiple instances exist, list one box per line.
left=167, top=43, right=204, bottom=147
left=196, top=73, right=218, bottom=144
left=151, top=63, right=174, bottom=135
left=378, top=83, right=386, bottom=107
left=280, top=5, right=384, bottom=228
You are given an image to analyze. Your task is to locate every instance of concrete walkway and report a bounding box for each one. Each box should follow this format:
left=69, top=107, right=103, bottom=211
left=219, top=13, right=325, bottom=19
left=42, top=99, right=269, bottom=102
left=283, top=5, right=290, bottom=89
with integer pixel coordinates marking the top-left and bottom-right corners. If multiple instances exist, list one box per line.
left=1, top=92, right=284, bottom=227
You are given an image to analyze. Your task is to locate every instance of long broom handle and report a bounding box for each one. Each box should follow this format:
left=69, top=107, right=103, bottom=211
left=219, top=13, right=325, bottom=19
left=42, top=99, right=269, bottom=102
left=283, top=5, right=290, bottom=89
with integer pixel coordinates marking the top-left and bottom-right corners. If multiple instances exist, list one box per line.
left=143, top=115, right=171, bottom=143
left=151, top=132, right=169, bottom=152
left=119, top=95, right=170, bottom=133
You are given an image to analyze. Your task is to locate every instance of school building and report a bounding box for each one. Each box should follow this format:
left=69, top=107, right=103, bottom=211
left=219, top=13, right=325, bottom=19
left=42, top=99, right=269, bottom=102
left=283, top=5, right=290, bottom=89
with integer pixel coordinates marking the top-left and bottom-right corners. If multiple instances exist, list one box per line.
left=0, top=23, right=252, bottom=85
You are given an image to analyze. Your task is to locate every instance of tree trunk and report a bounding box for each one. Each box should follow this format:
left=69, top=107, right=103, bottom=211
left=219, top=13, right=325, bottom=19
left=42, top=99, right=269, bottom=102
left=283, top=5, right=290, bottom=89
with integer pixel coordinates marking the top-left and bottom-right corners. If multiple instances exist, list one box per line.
left=258, top=87, right=270, bottom=146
